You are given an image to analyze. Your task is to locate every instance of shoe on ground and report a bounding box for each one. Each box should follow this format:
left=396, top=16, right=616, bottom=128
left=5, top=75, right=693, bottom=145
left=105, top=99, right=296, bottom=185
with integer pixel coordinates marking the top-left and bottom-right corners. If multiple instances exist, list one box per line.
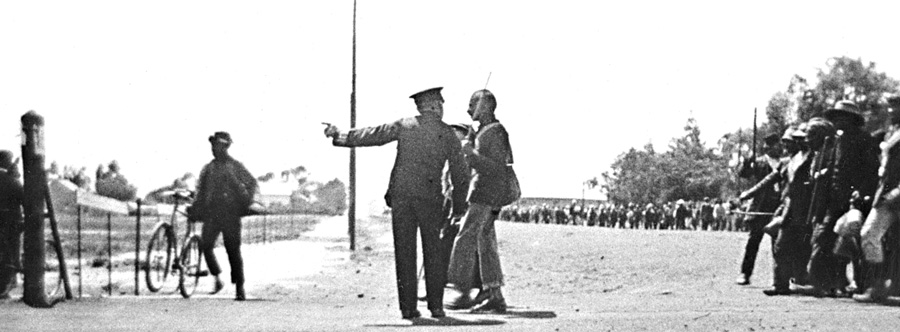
left=853, top=287, right=888, bottom=303
left=445, top=294, right=475, bottom=310
left=470, top=298, right=507, bottom=314
left=234, top=284, right=246, bottom=301
left=471, top=290, right=491, bottom=305
left=430, top=308, right=446, bottom=318
left=401, top=309, right=421, bottom=319
left=762, top=288, right=792, bottom=296
left=210, top=279, right=224, bottom=295
left=735, top=274, right=750, bottom=285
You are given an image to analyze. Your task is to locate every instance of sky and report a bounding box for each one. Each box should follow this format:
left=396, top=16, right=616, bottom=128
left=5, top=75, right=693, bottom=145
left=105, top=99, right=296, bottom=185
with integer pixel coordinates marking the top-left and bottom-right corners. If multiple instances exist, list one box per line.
left=2, top=0, right=900, bottom=215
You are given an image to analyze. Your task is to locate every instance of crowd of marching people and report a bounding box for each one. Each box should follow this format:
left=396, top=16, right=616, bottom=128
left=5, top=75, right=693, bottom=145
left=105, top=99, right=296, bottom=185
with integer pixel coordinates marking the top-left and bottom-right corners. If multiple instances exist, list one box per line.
left=729, top=99, right=900, bottom=303
left=501, top=198, right=750, bottom=231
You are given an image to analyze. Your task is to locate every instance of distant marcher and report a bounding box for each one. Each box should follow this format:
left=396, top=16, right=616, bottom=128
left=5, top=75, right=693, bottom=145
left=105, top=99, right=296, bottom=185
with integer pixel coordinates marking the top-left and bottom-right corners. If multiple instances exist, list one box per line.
left=324, top=87, right=469, bottom=319
left=446, top=89, right=514, bottom=313
left=191, top=132, right=258, bottom=301
left=0, top=151, right=23, bottom=299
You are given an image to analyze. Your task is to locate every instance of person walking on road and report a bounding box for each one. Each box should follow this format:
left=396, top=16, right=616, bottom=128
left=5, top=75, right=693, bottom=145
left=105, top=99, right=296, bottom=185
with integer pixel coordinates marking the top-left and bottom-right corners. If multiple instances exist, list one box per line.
left=191, top=131, right=258, bottom=301
left=323, top=87, right=469, bottom=319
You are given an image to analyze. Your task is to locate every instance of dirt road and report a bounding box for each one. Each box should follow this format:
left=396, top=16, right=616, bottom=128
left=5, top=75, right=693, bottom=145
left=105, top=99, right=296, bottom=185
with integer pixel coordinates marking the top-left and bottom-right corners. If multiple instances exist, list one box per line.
left=3, top=216, right=897, bottom=331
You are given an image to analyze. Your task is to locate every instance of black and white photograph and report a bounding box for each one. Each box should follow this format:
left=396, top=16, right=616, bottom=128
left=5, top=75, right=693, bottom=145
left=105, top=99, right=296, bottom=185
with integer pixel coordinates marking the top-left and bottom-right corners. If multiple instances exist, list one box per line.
left=3, top=1, right=900, bottom=331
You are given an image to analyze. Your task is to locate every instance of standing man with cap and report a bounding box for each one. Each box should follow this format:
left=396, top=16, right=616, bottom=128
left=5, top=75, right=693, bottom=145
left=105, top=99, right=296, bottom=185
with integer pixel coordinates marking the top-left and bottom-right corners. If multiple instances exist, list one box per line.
left=323, top=87, right=469, bottom=319
left=445, top=89, right=514, bottom=313
left=0, top=151, right=22, bottom=299
left=735, top=133, right=783, bottom=285
left=191, top=131, right=258, bottom=301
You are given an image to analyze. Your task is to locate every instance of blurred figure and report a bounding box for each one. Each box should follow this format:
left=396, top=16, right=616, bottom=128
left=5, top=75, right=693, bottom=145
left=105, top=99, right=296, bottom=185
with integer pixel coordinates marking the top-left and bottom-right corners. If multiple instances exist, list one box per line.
left=807, top=101, right=878, bottom=297
left=854, top=97, right=900, bottom=303
left=0, top=150, right=23, bottom=299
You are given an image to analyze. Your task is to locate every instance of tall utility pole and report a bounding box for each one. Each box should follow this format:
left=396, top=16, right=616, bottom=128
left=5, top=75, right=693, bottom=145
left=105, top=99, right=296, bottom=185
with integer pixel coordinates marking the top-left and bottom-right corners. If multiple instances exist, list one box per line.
left=348, top=0, right=357, bottom=251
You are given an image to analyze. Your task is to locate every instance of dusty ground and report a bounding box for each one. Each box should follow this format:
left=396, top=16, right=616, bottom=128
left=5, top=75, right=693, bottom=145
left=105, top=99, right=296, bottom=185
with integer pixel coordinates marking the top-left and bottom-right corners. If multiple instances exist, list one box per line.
left=3, top=216, right=899, bottom=331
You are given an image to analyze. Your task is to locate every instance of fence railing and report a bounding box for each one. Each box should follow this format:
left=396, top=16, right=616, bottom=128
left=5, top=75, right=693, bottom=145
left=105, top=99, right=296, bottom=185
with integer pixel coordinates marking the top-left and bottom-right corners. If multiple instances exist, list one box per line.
left=47, top=190, right=320, bottom=299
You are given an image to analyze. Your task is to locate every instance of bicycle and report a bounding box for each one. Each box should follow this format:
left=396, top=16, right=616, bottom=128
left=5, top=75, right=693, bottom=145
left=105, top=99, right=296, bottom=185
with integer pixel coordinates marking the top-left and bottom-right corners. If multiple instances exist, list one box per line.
left=144, top=189, right=207, bottom=298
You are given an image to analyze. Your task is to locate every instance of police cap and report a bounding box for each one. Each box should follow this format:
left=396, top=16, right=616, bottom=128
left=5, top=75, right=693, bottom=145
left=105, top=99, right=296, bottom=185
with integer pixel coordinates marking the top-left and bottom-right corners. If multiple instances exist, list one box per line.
left=409, top=87, right=444, bottom=104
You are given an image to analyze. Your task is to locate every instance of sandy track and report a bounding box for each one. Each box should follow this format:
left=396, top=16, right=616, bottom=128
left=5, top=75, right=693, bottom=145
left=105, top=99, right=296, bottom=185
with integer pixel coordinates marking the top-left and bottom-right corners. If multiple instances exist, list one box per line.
left=3, top=217, right=898, bottom=331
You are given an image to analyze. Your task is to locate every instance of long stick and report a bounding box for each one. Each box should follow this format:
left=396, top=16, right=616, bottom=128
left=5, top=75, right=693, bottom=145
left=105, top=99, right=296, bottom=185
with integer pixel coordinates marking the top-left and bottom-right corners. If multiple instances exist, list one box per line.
left=751, top=108, right=757, bottom=162
left=348, top=0, right=357, bottom=251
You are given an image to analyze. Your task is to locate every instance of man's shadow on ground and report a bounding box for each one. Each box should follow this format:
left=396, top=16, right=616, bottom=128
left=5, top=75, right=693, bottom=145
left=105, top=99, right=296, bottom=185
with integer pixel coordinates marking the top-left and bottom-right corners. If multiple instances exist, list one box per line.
left=365, top=307, right=556, bottom=327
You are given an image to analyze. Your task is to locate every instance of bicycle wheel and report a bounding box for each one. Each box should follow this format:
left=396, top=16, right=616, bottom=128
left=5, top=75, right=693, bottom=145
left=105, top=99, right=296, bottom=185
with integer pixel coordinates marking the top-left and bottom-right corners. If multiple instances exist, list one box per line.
left=145, top=224, right=175, bottom=293
left=178, top=235, right=204, bottom=298
left=44, top=240, right=63, bottom=299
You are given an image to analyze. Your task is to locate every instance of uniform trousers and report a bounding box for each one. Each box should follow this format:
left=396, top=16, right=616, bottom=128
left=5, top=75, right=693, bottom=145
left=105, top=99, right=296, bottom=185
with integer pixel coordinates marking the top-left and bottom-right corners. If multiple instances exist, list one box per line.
left=390, top=196, right=445, bottom=312
left=200, top=215, right=244, bottom=285
left=772, top=225, right=812, bottom=289
left=448, top=203, right=504, bottom=291
left=741, top=218, right=775, bottom=278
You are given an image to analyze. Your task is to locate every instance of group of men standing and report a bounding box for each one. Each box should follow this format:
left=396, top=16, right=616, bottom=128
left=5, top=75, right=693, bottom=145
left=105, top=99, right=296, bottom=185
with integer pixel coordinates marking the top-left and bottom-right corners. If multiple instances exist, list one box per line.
left=736, top=99, right=900, bottom=303
left=323, top=87, right=515, bottom=319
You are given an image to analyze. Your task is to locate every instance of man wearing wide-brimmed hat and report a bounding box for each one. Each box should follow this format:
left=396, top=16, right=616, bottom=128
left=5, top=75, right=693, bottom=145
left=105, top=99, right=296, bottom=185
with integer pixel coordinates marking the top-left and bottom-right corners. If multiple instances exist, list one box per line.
left=806, top=100, right=879, bottom=297
left=324, top=87, right=469, bottom=319
left=0, top=150, right=23, bottom=299
left=192, top=131, right=258, bottom=301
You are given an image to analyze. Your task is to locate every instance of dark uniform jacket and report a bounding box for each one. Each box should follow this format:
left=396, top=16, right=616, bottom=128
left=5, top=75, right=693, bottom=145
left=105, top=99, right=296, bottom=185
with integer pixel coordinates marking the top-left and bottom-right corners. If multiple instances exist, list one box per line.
left=333, top=113, right=469, bottom=215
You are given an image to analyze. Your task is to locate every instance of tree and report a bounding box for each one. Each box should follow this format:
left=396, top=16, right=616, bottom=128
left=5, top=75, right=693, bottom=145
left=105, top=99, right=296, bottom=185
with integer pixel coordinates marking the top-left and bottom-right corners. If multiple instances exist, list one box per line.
left=789, top=56, right=899, bottom=132
left=602, top=117, right=733, bottom=205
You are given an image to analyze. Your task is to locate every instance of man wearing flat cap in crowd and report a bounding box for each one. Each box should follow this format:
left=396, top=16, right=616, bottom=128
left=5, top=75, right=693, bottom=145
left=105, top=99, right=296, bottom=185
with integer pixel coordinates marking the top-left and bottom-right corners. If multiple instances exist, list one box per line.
left=323, top=87, right=469, bottom=319
left=191, top=131, right=258, bottom=301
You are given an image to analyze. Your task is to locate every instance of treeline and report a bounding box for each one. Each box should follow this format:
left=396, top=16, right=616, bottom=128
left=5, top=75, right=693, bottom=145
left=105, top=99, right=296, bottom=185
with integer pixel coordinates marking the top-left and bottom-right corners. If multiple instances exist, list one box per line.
left=602, top=56, right=899, bottom=205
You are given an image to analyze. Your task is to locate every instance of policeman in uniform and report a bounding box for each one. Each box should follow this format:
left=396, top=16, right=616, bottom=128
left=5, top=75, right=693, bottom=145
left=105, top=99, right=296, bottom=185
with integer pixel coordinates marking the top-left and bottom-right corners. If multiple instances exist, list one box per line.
left=0, top=151, right=22, bottom=299
left=324, top=87, right=469, bottom=319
